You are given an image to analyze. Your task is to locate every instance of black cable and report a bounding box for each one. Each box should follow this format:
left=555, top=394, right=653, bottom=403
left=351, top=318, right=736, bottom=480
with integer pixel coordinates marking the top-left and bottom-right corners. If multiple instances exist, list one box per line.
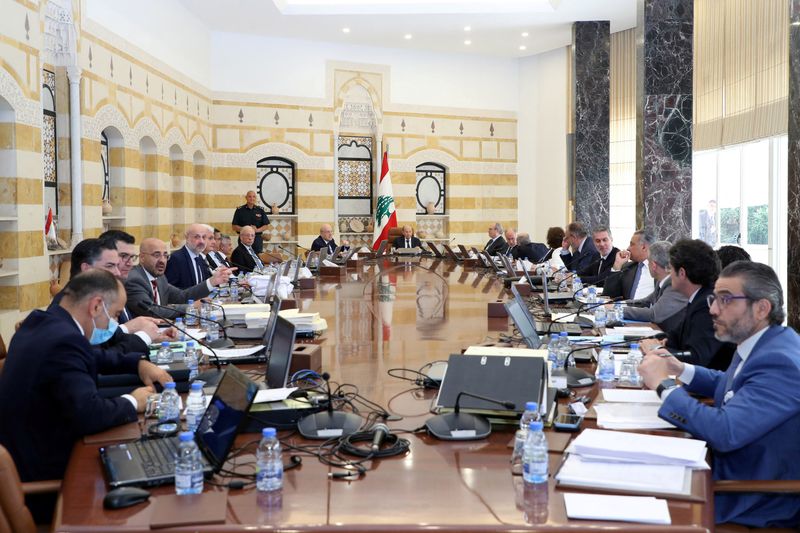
left=338, top=430, right=410, bottom=458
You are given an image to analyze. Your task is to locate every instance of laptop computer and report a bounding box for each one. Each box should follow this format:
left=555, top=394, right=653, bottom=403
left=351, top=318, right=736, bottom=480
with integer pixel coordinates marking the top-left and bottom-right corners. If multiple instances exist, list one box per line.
left=100, top=364, right=258, bottom=488
left=332, top=246, right=357, bottom=265
left=426, top=241, right=444, bottom=258
left=498, top=254, right=522, bottom=282
left=457, top=244, right=472, bottom=260
left=504, top=299, right=542, bottom=349
left=470, top=247, right=492, bottom=268
left=510, top=284, right=584, bottom=335
left=265, top=315, right=296, bottom=389
left=375, top=240, right=389, bottom=257
left=442, top=243, right=463, bottom=262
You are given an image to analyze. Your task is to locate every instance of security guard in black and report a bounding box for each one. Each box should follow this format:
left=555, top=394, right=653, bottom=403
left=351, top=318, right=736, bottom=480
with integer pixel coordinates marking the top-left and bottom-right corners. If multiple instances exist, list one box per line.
left=231, top=190, right=270, bottom=253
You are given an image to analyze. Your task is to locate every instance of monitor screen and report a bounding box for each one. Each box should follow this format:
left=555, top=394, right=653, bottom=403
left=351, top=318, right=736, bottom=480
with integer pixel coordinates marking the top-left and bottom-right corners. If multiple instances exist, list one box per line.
left=504, top=299, right=542, bottom=349
left=266, top=315, right=296, bottom=389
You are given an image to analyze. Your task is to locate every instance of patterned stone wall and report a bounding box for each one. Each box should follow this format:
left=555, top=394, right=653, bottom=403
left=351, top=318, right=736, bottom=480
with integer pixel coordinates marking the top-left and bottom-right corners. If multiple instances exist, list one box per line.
left=788, top=0, right=800, bottom=329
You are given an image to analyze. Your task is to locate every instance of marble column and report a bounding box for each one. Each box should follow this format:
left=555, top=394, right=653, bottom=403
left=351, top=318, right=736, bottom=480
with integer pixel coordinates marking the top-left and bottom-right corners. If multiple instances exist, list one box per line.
left=572, top=21, right=610, bottom=231
left=787, top=1, right=800, bottom=329
left=636, top=0, right=693, bottom=242
left=67, top=65, right=84, bottom=245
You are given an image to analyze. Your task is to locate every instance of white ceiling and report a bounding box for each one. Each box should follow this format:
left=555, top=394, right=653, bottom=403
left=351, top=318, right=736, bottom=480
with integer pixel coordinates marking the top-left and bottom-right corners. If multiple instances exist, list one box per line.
left=180, top=0, right=637, bottom=58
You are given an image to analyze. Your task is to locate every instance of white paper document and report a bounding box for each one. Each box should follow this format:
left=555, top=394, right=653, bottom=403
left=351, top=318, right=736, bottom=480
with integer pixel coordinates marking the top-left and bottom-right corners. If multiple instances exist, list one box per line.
left=557, top=455, right=691, bottom=496
left=563, top=493, right=671, bottom=524
left=605, top=326, right=661, bottom=336
left=593, top=403, right=675, bottom=430
left=601, top=389, right=661, bottom=403
left=254, top=387, right=298, bottom=403
left=199, top=344, right=265, bottom=359
left=569, top=428, right=708, bottom=467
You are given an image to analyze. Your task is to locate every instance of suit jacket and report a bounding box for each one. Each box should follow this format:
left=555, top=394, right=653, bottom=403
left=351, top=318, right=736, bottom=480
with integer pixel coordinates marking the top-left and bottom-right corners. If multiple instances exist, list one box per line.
left=484, top=236, right=507, bottom=256
left=623, top=276, right=688, bottom=331
left=578, top=247, right=619, bottom=286
left=0, top=307, right=139, bottom=481
left=165, top=246, right=211, bottom=290
left=666, top=286, right=736, bottom=368
left=392, top=236, right=422, bottom=249
left=206, top=251, right=230, bottom=270
left=310, top=236, right=338, bottom=254
left=125, top=265, right=210, bottom=319
left=560, top=237, right=599, bottom=274
left=230, top=243, right=259, bottom=273
left=659, top=325, right=800, bottom=528
left=602, top=260, right=640, bottom=299
left=511, top=242, right=549, bottom=263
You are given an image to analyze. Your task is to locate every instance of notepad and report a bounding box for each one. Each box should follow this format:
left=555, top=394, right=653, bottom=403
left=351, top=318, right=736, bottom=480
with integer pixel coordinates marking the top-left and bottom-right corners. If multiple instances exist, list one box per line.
left=569, top=428, right=708, bottom=467
left=593, top=403, right=675, bottom=430
left=563, top=493, right=671, bottom=524
left=557, top=455, right=691, bottom=497
left=600, top=389, right=661, bottom=403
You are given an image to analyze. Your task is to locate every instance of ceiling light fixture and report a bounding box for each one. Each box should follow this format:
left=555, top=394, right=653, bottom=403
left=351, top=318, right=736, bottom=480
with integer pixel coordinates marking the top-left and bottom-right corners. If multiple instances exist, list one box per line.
left=464, top=25, right=471, bottom=32
left=519, top=45, right=527, bottom=51
left=464, top=39, right=472, bottom=45
left=404, top=33, right=412, bottom=39
left=342, top=27, right=351, bottom=33
left=522, top=31, right=529, bottom=37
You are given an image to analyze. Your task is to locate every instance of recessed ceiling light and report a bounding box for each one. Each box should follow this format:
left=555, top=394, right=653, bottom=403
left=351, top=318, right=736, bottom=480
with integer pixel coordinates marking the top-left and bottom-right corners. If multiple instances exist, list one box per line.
left=342, top=27, right=350, bottom=33
left=519, top=45, right=527, bottom=51
left=522, top=31, right=529, bottom=37
left=404, top=33, right=412, bottom=39
left=464, top=25, right=471, bottom=32
left=464, top=39, right=472, bottom=45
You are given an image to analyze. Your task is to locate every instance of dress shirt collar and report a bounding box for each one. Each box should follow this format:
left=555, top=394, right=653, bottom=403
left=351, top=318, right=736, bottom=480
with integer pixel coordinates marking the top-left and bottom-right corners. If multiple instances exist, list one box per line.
left=144, top=267, right=158, bottom=284
left=577, top=236, right=587, bottom=253
left=688, top=287, right=701, bottom=303
left=71, top=316, right=84, bottom=336
left=736, top=326, right=770, bottom=364
left=184, top=245, right=201, bottom=261
left=659, top=274, right=671, bottom=289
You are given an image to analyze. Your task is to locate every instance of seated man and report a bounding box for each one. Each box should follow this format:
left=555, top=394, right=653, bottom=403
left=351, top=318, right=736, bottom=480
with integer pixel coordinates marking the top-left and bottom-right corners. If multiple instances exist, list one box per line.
left=310, top=224, right=340, bottom=254
left=622, top=240, right=687, bottom=332
left=577, top=226, right=619, bottom=286
left=514, top=233, right=548, bottom=263
left=716, top=245, right=751, bottom=269
left=165, top=223, right=212, bottom=289
left=640, top=239, right=735, bottom=368
left=205, top=225, right=230, bottom=269
left=392, top=224, right=422, bottom=249
left=0, top=270, right=171, bottom=507
left=231, top=225, right=264, bottom=273
left=560, top=221, right=599, bottom=273
left=483, top=222, right=507, bottom=256
left=639, top=261, right=800, bottom=529
left=126, top=237, right=232, bottom=319
left=604, top=229, right=656, bottom=300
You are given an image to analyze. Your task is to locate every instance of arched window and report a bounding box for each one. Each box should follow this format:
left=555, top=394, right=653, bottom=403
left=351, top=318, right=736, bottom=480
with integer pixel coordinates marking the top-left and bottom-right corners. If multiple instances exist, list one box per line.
left=256, top=156, right=295, bottom=214
left=100, top=130, right=110, bottom=201
left=416, top=162, right=446, bottom=214
left=42, top=69, right=58, bottom=215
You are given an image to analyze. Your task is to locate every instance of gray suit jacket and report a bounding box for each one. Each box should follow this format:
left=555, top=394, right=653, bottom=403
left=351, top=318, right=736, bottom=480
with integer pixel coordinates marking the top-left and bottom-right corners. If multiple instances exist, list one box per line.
left=125, top=264, right=210, bottom=319
left=623, top=275, right=687, bottom=331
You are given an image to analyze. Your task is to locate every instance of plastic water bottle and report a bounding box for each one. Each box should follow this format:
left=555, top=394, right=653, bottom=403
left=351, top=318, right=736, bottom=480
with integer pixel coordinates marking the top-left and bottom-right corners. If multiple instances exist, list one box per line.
left=185, top=300, right=198, bottom=326
left=206, top=307, right=220, bottom=342
left=175, top=431, right=203, bottom=495
left=557, top=332, right=571, bottom=368
left=571, top=273, right=582, bottom=294
left=256, top=427, right=283, bottom=491
left=185, top=382, right=205, bottom=433
left=519, top=401, right=541, bottom=431
left=175, top=317, right=186, bottom=341
left=586, top=286, right=597, bottom=305
left=546, top=334, right=560, bottom=364
left=522, top=421, right=548, bottom=484
left=594, top=305, right=607, bottom=329
left=156, top=341, right=173, bottom=364
left=614, top=301, right=625, bottom=323
left=199, top=303, right=211, bottom=330
left=229, top=278, right=239, bottom=301
left=619, top=343, right=642, bottom=386
left=183, top=341, right=199, bottom=380
left=597, top=348, right=615, bottom=382
left=159, top=382, right=180, bottom=423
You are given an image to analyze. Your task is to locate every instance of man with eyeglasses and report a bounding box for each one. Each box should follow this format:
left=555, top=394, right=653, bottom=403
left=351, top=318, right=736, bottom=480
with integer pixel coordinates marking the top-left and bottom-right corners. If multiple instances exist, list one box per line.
left=640, top=238, right=736, bottom=369
left=639, top=261, right=800, bottom=528
left=126, top=238, right=234, bottom=319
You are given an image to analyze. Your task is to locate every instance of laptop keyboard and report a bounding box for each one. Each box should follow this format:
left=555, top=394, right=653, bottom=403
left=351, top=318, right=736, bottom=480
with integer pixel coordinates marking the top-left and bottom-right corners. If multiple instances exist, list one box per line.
left=133, top=437, right=180, bottom=477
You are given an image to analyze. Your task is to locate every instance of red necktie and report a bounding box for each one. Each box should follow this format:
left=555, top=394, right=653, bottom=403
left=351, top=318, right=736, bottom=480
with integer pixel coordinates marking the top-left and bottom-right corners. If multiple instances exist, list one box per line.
left=151, top=279, right=160, bottom=305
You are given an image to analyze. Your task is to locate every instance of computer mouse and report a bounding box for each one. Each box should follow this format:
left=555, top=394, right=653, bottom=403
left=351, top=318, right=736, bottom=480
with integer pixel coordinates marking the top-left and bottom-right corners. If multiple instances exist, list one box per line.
left=103, top=487, right=151, bottom=509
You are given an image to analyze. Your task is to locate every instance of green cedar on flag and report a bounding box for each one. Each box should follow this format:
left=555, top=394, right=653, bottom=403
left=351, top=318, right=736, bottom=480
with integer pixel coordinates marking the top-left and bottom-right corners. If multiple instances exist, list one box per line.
left=372, top=148, right=397, bottom=250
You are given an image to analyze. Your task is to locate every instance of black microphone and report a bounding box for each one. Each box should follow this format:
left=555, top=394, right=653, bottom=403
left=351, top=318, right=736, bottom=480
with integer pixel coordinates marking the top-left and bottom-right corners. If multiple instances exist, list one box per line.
left=322, top=371, right=335, bottom=414
left=564, top=331, right=668, bottom=360
left=146, top=302, right=234, bottom=349
left=454, top=391, right=515, bottom=414
left=278, top=245, right=297, bottom=259
left=228, top=259, right=263, bottom=275
left=296, top=371, right=362, bottom=439
left=205, top=299, right=232, bottom=328
left=370, top=423, right=390, bottom=452
left=545, top=297, right=624, bottom=335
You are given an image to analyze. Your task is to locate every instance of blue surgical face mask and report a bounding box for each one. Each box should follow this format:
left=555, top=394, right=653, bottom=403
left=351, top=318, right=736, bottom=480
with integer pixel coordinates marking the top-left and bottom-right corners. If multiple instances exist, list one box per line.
left=90, top=301, right=119, bottom=345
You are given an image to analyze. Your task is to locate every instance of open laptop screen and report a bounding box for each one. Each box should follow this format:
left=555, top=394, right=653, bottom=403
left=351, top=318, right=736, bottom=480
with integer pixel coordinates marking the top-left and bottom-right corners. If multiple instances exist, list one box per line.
left=195, top=365, right=258, bottom=469
left=266, top=315, right=297, bottom=389
left=504, top=300, right=542, bottom=349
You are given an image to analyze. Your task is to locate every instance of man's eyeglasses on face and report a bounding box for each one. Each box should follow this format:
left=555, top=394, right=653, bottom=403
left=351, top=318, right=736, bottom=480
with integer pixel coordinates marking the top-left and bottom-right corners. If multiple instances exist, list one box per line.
left=707, top=293, right=751, bottom=308
left=118, top=253, right=139, bottom=264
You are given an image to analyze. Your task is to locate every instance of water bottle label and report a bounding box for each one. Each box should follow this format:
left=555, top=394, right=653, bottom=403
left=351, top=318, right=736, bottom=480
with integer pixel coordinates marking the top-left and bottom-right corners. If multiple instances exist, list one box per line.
left=175, top=472, right=191, bottom=489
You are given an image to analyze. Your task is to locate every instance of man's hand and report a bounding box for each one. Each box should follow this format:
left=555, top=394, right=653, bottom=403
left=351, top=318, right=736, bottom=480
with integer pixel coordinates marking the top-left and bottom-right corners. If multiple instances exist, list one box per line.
left=638, top=353, right=685, bottom=390
left=124, top=316, right=162, bottom=338
left=130, top=385, right=155, bottom=413
left=639, top=337, right=667, bottom=353
left=613, top=249, right=630, bottom=270
left=561, top=237, right=571, bottom=252
left=210, top=267, right=235, bottom=286
left=137, top=360, right=173, bottom=388
left=152, top=327, right=178, bottom=343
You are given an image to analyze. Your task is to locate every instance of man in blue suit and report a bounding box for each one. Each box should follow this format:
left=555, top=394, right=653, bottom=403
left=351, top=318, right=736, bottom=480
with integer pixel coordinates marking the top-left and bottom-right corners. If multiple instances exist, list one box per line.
left=559, top=221, right=599, bottom=273
left=639, top=261, right=800, bottom=529
left=165, top=223, right=213, bottom=289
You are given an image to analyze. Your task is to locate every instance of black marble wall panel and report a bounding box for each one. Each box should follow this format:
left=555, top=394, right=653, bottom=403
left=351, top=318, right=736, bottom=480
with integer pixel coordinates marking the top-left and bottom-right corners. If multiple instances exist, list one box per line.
left=636, top=0, right=693, bottom=242
left=572, top=21, right=610, bottom=232
left=788, top=0, right=800, bottom=329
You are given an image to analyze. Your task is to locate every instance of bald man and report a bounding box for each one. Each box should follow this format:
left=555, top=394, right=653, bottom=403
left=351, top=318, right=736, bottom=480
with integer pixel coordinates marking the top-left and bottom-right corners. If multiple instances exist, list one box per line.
left=231, top=190, right=269, bottom=253
left=392, top=225, right=422, bottom=249
left=310, top=224, right=339, bottom=254
left=126, top=238, right=233, bottom=319
left=165, top=223, right=214, bottom=289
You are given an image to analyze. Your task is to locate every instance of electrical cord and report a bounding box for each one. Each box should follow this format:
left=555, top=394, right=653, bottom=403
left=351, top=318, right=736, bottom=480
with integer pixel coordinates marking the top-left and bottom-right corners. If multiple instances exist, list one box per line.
left=338, top=430, right=410, bottom=458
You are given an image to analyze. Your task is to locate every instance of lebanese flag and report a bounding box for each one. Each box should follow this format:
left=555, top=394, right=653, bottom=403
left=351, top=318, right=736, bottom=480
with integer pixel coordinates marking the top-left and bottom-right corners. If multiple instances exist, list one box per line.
left=44, top=207, right=57, bottom=242
left=372, top=149, right=397, bottom=250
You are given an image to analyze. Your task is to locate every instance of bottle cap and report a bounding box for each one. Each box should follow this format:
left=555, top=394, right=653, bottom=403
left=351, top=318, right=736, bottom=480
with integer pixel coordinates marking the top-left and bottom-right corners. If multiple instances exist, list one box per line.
left=190, top=382, right=203, bottom=391
left=164, top=382, right=176, bottom=389
left=179, top=431, right=194, bottom=442
left=528, top=421, right=544, bottom=431
left=161, top=341, right=169, bottom=347
left=630, top=343, right=640, bottom=350
left=525, top=401, right=539, bottom=411
left=559, top=332, right=568, bottom=337
left=186, top=341, right=194, bottom=347
left=262, top=427, right=277, bottom=438
left=187, top=299, right=194, bottom=304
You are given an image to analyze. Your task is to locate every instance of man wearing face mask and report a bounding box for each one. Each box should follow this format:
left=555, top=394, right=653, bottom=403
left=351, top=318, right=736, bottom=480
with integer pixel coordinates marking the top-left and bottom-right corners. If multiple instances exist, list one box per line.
left=0, top=270, right=171, bottom=519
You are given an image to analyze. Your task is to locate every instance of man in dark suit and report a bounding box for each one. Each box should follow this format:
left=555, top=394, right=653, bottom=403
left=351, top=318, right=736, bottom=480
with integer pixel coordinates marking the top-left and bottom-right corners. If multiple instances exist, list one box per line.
left=603, top=229, right=656, bottom=299
left=126, top=237, right=233, bottom=319
left=560, top=221, right=599, bottom=273
left=310, top=223, right=340, bottom=254
left=640, top=261, right=800, bottom=528
left=392, top=225, right=422, bottom=249
left=0, top=270, right=171, bottom=518
left=483, top=222, right=507, bottom=256
left=641, top=239, right=735, bottom=368
left=231, top=225, right=265, bottom=273
left=577, top=226, right=619, bottom=286
left=512, top=232, right=548, bottom=263
left=165, top=223, right=213, bottom=289
left=205, top=227, right=231, bottom=269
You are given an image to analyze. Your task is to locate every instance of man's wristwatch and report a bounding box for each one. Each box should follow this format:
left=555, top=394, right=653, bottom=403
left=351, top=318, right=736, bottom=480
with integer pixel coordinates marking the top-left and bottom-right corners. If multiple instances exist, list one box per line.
left=656, top=378, right=679, bottom=398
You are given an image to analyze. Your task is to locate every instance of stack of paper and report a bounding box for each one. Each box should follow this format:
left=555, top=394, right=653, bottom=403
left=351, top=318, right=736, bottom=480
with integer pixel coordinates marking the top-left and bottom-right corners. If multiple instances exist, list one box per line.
left=221, top=303, right=271, bottom=321
left=568, top=429, right=708, bottom=468
left=279, top=309, right=328, bottom=333
left=563, top=493, right=671, bottom=524
left=199, top=344, right=265, bottom=360
left=605, top=326, right=661, bottom=337
left=593, top=403, right=675, bottom=429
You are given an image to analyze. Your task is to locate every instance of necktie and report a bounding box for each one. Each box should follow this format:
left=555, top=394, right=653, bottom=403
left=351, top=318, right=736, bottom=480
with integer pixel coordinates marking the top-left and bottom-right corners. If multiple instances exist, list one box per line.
left=485, top=239, right=493, bottom=251
left=194, top=256, right=206, bottom=284
left=406, top=239, right=410, bottom=248
left=630, top=262, right=644, bottom=299
left=151, top=279, right=160, bottom=305
left=328, top=242, right=334, bottom=254
left=724, top=351, right=743, bottom=393
left=598, top=256, right=605, bottom=275
left=249, top=247, right=264, bottom=270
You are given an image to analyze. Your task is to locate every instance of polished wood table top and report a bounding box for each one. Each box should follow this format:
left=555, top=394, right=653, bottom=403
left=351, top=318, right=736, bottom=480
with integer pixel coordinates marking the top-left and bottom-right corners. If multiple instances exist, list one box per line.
left=54, top=257, right=713, bottom=532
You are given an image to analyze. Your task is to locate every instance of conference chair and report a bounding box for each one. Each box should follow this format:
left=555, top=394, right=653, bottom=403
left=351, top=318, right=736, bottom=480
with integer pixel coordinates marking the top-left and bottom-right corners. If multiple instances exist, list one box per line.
left=714, top=481, right=800, bottom=532
left=386, top=226, right=404, bottom=252
left=0, top=444, right=61, bottom=533
left=0, top=334, right=5, bottom=375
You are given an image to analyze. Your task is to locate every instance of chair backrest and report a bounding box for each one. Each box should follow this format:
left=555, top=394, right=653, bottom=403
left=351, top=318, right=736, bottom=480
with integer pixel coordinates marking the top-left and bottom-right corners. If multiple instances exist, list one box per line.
left=0, top=445, right=36, bottom=533
left=387, top=226, right=404, bottom=251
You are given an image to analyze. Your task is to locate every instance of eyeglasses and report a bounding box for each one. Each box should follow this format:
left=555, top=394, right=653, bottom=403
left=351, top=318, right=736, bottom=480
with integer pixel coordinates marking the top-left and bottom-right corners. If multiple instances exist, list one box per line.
left=143, top=252, right=170, bottom=260
left=707, top=293, right=751, bottom=308
left=118, top=253, right=139, bottom=264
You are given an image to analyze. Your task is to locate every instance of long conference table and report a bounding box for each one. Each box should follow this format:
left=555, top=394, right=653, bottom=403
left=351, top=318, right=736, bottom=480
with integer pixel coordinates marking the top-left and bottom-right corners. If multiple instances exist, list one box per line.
left=54, top=256, right=714, bottom=532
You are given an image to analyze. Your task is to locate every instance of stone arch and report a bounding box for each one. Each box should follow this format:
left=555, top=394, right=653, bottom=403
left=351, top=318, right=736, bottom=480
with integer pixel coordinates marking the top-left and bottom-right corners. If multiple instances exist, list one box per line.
left=162, top=127, right=189, bottom=157
left=334, top=77, right=383, bottom=128
left=132, top=116, right=163, bottom=149
left=86, top=104, right=134, bottom=147
left=0, top=67, right=39, bottom=127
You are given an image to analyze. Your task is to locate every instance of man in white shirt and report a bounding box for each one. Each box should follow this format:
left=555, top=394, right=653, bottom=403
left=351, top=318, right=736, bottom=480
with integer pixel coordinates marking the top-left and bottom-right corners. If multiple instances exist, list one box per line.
left=603, top=229, right=655, bottom=300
